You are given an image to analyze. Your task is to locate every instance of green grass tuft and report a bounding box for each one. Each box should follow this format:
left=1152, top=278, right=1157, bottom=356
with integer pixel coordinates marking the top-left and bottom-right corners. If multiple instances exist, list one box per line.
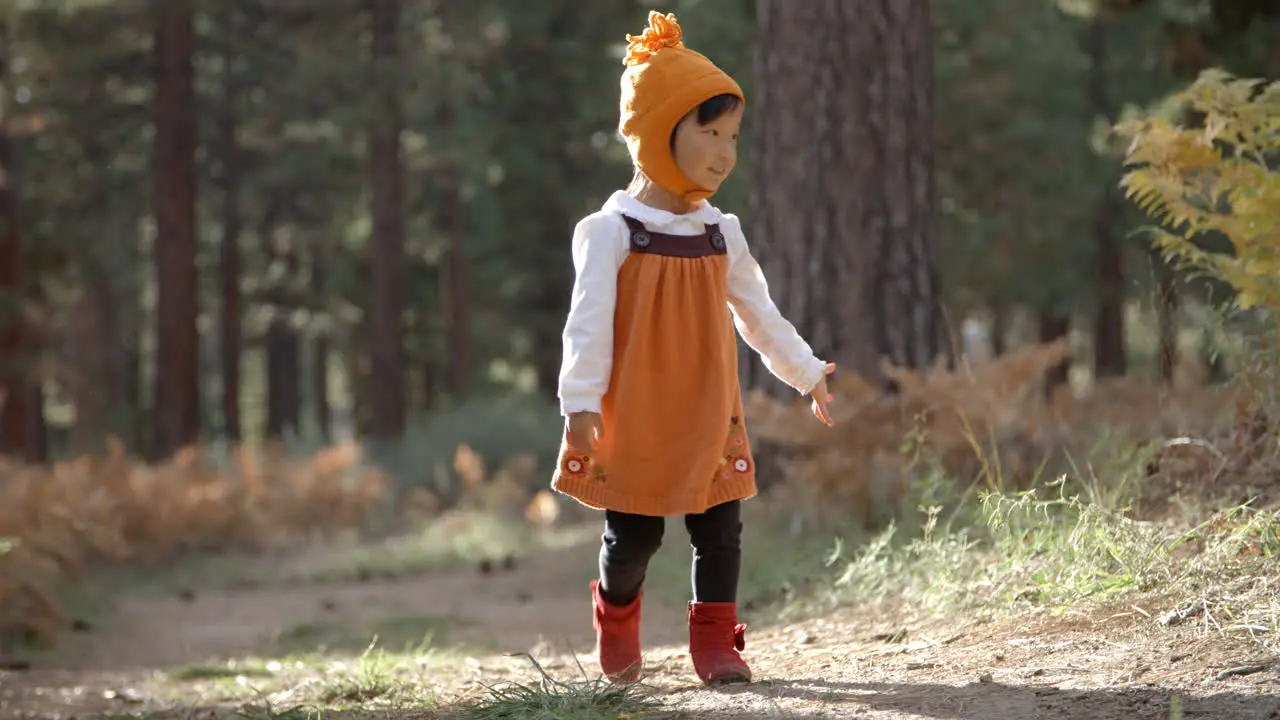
left=461, top=654, right=666, bottom=720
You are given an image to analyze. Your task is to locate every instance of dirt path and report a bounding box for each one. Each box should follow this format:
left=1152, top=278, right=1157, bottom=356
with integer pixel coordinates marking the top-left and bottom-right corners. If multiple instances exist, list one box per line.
left=2, top=528, right=1278, bottom=720
left=42, top=539, right=665, bottom=671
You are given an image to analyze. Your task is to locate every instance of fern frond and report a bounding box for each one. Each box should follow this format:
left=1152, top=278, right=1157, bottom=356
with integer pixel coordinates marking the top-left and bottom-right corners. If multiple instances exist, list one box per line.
left=1116, top=71, right=1280, bottom=309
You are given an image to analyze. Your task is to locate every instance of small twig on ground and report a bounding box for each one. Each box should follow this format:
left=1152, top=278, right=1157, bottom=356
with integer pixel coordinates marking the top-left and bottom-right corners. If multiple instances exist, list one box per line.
left=1213, top=663, right=1272, bottom=681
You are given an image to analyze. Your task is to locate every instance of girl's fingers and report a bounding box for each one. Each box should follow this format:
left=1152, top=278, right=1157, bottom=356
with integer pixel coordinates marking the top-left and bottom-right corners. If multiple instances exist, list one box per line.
left=812, top=398, right=833, bottom=427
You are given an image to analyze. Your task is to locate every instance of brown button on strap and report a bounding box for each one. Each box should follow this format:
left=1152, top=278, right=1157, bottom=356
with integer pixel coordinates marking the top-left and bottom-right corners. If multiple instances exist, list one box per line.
left=620, top=215, right=727, bottom=258
left=707, top=225, right=725, bottom=252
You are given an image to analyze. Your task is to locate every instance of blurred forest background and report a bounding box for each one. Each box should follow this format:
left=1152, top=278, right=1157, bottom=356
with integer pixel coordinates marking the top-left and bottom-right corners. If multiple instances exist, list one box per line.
left=0, top=0, right=1275, bottom=474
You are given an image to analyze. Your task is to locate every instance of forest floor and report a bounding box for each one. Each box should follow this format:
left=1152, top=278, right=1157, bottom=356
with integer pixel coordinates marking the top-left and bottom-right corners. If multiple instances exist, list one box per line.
left=1, top=504, right=1278, bottom=720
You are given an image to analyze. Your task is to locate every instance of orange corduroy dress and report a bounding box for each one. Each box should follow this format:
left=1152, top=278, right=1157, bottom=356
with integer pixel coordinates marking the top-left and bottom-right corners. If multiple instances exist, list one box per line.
left=552, top=215, right=755, bottom=517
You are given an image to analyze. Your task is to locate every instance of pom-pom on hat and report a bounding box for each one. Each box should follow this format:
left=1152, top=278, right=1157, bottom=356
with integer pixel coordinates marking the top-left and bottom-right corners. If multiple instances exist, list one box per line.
left=618, top=11, right=744, bottom=203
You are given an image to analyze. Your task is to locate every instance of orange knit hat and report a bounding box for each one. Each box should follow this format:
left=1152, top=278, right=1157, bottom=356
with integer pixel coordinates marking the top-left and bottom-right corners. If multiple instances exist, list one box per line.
left=618, top=11, right=744, bottom=203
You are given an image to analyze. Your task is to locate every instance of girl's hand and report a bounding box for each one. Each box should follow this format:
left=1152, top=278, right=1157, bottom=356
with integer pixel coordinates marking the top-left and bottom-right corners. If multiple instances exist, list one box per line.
left=809, top=363, right=836, bottom=427
left=567, top=411, right=605, bottom=452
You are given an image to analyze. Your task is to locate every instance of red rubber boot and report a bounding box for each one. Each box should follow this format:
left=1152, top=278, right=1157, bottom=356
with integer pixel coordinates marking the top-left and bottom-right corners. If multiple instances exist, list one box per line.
left=688, top=601, right=752, bottom=684
left=591, top=579, right=643, bottom=682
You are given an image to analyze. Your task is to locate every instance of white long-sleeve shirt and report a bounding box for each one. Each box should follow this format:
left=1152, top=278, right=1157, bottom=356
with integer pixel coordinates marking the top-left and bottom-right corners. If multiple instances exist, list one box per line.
left=557, top=190, right=826, bottom=416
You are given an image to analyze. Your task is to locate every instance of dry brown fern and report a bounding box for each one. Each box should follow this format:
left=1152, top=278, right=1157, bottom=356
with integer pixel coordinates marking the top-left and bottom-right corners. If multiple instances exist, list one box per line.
left=746, top=339, right=1243, bottom=528
left=0, top=439, right=394, bottom=647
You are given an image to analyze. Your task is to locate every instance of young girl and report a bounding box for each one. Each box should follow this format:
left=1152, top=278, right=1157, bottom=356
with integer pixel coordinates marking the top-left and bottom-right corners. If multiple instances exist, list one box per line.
left=553, top=11, right=835, bottom=686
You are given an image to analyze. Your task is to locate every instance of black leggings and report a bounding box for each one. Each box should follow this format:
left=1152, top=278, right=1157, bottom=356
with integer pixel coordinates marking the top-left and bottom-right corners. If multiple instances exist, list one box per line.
left=598, top=499, right=742, bottom=606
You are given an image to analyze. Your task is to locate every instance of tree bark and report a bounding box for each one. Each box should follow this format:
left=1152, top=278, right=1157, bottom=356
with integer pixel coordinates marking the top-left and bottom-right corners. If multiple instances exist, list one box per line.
left=259, top=203, right=300, bottom=441
left=153, top=0, right=201, bottom=458
left=750, top=0, right=947, bottom=390
left=1156, top=256, right=1179, bottom=383
left=218, top=1, right=243, bottom=443
left=439, top=104, right=472, bottom=398
left=989, top=302, right=1008, bottom=357
left=1087, top=16, right=1127, bottom=379
left=1039, top=310, right=1071, bottom=396
left=312, top=242, right=331, bottom=441
left=265, top=315, right=300, bottom=440
left=366, top=0, right=407, bottom=440
left=0, top=126, right=33, bottom=460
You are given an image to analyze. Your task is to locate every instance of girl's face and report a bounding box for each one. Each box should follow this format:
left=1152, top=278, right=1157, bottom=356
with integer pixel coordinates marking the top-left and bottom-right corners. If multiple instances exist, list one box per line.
left=672, top=104, right=743, bottom=193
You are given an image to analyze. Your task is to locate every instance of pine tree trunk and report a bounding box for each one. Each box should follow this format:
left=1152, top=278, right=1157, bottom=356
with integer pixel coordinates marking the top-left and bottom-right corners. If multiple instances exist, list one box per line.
left=438, top=102, right=471, bottom=397
left=366, top=0, right=407, bottom=440
left=1087, top=16, right=1127, bottom=379
left=313, top=337, right=330, bottom=440
left=1156, top=256, right=1179, bottom=383
left=312, top=242, right=331, bottom=441
left=422, top=360, right=437, bottom=410
left=0, top=128, right=32, bottom=460
left=153, top=0, right=201, bottom=458
left=265, top=317, right=300, bottom=440
left=27, top=384, right=46, bottom=463
left=1093, top=206, right=1127, bottom=377
left=750, top=0, right=946, bottom=390
left=218, top=1, right=243, bottom=443
left=990, top=302, right=1008, bottom=357
left=261, top=216, right=300, bottom=441
left=73, top=102, right=130, bottom=453
left=1039, top=310, right=1071, bottom=396
left=67, top=281, right=105, bottom=454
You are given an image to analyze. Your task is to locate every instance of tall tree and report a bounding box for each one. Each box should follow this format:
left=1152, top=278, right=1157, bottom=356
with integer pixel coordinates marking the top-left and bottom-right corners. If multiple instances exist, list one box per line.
left=366, top=0, right=407, bottom=439
left=438, top=101, right=471, bottom=397
left=152, top=0, right=200, bottom=458
left=0, top=91, right=33, bottom=459
left=1086, top=14, right=1127, bottom=378
left=750, top=0, right=946, bottom=388
left=261, top=202, right=300, bottom=441
left=217, top=0, right=245, bottom=442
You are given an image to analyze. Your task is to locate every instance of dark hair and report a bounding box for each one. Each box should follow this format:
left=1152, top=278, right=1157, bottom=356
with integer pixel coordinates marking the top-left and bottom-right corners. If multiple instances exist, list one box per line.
left=670, top=93, right=742, bottom=148
left=693, top=93, right=742, bottom=125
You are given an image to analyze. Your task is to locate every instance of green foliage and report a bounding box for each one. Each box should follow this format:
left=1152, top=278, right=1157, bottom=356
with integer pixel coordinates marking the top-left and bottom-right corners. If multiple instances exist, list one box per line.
left=933, top=0, right=1178, bottom=314
left=819, top=457, right=1278, bottom=620
left=1117, top=69, right=1280, bottom=311
left=367, top=392, right=562, bottom=497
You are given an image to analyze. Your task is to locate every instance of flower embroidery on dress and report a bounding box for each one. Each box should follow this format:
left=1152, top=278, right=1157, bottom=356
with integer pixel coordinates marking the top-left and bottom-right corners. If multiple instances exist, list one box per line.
left=560, top=452, right=609, bottom=483
left=713, top=416, right=752, bottom=481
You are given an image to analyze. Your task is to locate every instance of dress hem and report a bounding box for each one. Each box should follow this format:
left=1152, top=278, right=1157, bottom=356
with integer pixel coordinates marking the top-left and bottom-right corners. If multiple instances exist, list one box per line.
left=551, top=474, right=757, bottom=517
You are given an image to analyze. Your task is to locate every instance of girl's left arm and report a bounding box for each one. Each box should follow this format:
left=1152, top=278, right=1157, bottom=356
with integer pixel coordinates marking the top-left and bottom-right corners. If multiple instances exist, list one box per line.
left=723, top=214, right=827, bottom=396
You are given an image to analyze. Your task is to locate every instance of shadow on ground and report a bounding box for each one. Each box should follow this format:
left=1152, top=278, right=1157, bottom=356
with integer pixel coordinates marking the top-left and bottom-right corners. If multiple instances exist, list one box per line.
left=686, top=677, right=1280, bottom=720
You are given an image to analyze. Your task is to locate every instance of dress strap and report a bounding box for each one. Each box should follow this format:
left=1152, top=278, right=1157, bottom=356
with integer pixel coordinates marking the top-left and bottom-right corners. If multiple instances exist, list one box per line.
left=619, top=215, right=727, bottom=258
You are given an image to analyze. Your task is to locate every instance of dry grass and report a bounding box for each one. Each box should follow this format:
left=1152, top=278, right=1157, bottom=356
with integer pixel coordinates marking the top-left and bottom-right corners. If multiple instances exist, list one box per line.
left=0, top=440, right=391, bottom=648
left=0, top=430, right=579, bottom=654
left=745, top=339, right=1273, bottom=531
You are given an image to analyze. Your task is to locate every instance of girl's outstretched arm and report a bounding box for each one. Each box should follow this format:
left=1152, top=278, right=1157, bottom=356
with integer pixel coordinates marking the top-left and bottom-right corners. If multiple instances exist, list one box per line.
left=722, top=213, right=828, bottom=396
left=558, top=212, right=626, bottom=416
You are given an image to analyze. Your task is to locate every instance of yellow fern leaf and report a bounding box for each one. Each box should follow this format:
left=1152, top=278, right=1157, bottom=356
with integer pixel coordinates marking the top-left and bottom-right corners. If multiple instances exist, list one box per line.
left=1118, top=70, right=1280, bottom=309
